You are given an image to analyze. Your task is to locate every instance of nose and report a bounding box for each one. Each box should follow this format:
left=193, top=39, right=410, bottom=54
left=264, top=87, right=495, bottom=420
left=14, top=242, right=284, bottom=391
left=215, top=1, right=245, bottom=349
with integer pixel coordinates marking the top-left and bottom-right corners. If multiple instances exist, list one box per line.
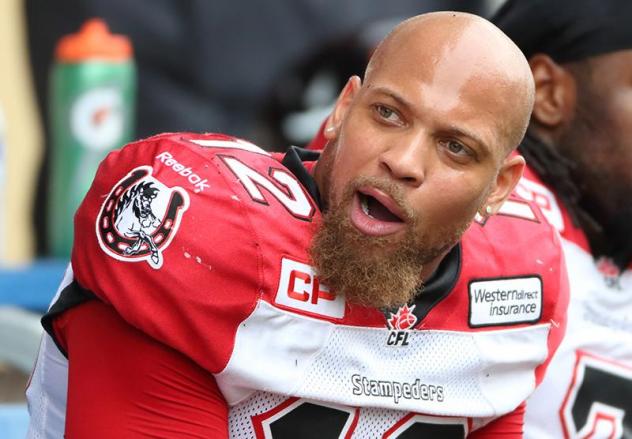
left=379, top=134, right=427, bottom=187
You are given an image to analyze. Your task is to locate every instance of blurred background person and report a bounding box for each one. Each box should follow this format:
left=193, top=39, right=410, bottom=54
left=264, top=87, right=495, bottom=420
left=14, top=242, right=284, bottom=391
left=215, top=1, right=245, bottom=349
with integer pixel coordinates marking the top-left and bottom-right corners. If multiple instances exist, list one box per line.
left=491, top=1, right=632, bottom=438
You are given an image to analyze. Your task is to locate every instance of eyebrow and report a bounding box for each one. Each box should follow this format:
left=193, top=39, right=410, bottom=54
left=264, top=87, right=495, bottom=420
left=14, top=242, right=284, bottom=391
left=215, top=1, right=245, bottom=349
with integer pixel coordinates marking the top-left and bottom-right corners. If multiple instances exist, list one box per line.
left=369, top=86, right=414, bottom=113
left=442, top=125, right=491, bottom=156
left=368, top=86, right=491, bottom=155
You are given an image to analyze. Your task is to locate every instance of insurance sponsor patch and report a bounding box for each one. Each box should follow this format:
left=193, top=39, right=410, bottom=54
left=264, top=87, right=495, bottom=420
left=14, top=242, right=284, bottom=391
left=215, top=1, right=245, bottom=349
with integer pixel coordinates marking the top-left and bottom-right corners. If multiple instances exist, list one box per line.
left=468, top=276, right=542, bottom=327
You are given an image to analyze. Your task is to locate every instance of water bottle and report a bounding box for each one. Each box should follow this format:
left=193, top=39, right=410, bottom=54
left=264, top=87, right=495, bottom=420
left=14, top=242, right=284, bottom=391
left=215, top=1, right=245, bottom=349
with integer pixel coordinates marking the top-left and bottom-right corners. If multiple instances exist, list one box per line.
left=48, top=18, right=136, bottom=258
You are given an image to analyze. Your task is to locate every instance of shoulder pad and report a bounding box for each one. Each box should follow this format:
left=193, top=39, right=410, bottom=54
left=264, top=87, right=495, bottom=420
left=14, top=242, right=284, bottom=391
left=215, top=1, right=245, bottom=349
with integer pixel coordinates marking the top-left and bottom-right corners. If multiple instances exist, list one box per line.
left=71, top=132, right=318, bottom=372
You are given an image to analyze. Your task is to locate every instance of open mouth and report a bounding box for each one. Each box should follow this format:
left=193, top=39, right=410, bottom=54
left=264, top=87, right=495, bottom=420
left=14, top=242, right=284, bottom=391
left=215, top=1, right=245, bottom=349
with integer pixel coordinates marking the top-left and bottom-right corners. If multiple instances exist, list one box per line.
left=350, top=187, right=408, bottom=236
left=359, top=192, right=404, bottom=223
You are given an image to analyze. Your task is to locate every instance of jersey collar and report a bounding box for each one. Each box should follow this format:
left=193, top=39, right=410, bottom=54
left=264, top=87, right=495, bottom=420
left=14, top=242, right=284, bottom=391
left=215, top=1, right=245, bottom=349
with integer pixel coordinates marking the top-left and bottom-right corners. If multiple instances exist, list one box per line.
left=281, top=145, right=323, bottom=209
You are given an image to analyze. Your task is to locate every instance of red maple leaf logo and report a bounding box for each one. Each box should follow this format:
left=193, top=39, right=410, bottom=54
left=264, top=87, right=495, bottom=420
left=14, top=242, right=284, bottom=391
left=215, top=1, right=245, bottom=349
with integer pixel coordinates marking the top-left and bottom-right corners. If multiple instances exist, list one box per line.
left=596, top=257, right=622, bottom=289
left=596, top=257, right=620, bottom=278
left=388, top=304, right=418, bottom=330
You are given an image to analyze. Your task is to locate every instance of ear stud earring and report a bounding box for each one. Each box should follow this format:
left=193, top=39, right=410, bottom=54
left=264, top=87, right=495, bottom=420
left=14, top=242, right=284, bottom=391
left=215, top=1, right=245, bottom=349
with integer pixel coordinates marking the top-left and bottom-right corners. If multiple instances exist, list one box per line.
left=485, top=205, right=493, bottom=215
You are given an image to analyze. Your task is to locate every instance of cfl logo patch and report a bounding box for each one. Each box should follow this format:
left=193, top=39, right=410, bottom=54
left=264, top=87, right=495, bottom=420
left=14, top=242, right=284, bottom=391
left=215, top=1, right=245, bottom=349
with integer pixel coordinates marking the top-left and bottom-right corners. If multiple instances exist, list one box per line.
left=385, top=304, right=417, bottom=346
left=387, top=331, right=410, bottom=346
left=274, top=257, right=345, bottom=320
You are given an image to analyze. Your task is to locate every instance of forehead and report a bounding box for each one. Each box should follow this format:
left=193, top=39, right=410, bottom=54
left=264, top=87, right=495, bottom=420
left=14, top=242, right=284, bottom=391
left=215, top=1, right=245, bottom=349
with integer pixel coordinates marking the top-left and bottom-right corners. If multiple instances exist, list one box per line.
left=365, top=26, right=518, bottom=157
left=584, top=49, right=632, bottom=87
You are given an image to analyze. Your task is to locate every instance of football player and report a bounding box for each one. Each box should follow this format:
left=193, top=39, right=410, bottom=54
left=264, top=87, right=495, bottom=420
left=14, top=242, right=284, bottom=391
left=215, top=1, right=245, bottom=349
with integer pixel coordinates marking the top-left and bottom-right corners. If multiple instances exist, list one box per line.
left=27, top=12, right=568, bottom=438
left=492, top=1, right=632, bottom=438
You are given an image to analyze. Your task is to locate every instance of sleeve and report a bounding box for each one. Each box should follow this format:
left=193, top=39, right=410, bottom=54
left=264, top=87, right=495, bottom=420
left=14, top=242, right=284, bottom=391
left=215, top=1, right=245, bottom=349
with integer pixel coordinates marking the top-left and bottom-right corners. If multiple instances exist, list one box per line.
left=55, top=299, right=229, bottom=438
left=68, top=133, right=268, bottom=374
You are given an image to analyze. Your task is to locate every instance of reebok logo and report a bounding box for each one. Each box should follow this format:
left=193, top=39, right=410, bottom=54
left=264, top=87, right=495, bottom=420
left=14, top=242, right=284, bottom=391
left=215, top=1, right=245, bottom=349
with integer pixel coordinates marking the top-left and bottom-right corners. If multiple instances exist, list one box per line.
left=156, top=151, right=210, bottom=193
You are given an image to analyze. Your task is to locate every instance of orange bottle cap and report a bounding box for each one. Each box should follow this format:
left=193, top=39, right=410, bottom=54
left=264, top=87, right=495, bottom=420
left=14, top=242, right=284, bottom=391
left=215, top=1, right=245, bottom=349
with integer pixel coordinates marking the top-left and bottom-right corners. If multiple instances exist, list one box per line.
left=56, top=18, right=133, bottom=62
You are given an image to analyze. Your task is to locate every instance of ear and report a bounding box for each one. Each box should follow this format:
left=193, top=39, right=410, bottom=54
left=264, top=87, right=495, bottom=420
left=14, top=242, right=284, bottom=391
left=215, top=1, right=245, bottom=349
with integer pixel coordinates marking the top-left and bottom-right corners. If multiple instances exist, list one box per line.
left=529, top=54, right=577, bottom=129
left=323, top=76, right=362, bottom=140
left=482, top=154, right=525, bottom=215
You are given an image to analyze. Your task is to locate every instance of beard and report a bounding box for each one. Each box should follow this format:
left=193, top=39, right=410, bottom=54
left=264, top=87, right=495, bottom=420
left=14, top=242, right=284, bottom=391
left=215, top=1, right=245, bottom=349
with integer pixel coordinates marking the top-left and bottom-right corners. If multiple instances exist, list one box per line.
left=310, top=176, right=467, bottom=309
left=557, top=82, right=632, bottom=263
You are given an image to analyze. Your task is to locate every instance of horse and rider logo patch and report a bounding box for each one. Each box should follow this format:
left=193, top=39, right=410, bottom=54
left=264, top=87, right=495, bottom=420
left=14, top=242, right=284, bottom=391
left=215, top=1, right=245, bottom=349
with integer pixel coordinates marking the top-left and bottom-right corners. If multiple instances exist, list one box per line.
left=96, top=166, right=190, bottom=269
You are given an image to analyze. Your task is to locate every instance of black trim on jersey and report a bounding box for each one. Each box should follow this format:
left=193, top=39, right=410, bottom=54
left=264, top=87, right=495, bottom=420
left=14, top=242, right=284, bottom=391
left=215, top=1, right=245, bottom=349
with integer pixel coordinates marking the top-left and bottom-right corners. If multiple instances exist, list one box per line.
left=41, top=281, right=97, bottom=357
left=382, top=243, right=462, bottom=326
left=410, top=243, right=462, bottom=325
left=282, top=146, right=322, bottom=210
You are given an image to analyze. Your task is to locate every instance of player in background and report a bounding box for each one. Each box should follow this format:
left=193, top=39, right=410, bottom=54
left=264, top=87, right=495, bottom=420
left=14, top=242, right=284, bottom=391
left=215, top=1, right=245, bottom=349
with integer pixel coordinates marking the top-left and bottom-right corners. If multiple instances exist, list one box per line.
left=491, top=1, right=632, bottom=438
left=26, top=12, right=568, bottom=438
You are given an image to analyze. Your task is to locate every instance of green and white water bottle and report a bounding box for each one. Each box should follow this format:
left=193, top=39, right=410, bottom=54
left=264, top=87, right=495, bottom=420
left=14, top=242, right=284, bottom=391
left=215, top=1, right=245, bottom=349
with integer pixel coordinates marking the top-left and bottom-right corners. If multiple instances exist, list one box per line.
left=48, top=18, right=136, bottom=258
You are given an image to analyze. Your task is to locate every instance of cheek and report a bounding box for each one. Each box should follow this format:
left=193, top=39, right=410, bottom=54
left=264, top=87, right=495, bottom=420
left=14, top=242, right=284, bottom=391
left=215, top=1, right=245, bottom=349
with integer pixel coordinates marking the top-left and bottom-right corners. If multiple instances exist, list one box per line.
left=327, top=137, right=381, bottom=202
left=604, top=87, right=632, bottom=138
left=327, top=174, right=348, bottom=209
left=339, top=110, right=387, bottom=163
left=415, top=178, right=488, bottom=227
left=610, top=93, right=632, bottom=152
left=326, top=156, right=358, bottom=209
left=579, top=92, right=632, bottom=179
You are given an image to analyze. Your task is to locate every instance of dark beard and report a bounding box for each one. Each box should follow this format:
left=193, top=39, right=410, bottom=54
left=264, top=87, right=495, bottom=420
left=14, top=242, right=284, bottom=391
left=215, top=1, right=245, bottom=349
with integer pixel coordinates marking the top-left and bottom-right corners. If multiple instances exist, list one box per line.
left=604, top=209, right=632, bottom=269
left=557, top=94, right=632, bottom=267
left=309, top=176, right=464, bottom=309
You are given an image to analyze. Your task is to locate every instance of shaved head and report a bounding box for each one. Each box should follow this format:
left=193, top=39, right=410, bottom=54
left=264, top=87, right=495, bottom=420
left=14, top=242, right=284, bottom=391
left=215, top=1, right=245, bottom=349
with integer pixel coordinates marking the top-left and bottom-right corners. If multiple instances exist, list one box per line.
left=312, top=12, right=534, bottom=308
left=365, top=11, right=535, bottom=153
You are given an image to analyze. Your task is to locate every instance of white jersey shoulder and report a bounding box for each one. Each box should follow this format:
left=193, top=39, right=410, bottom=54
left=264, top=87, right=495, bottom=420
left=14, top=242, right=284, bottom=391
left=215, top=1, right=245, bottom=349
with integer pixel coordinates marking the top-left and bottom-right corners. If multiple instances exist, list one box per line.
left=521, top=177, right=632, bottom=439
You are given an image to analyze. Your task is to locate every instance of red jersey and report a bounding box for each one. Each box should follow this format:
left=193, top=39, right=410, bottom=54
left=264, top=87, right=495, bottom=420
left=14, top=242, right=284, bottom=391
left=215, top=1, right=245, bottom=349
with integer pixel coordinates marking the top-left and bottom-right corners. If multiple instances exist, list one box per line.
left=29, top=133, right=568, bottom=438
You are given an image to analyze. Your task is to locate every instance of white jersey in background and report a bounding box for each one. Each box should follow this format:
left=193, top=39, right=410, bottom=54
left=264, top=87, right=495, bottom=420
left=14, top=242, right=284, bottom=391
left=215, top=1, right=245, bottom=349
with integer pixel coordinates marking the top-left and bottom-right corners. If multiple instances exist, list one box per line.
left=519, top=168, right=632, bottom=439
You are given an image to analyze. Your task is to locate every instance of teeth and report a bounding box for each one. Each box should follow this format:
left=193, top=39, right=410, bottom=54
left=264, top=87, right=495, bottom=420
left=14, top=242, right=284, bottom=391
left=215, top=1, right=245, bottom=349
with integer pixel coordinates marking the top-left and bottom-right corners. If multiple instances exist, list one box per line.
left=360, top=194, right=370, bottom=215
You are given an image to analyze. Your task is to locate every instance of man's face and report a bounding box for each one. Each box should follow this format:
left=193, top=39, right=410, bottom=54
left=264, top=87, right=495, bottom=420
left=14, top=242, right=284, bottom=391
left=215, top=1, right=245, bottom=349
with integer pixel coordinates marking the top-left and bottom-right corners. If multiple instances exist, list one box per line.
left=560, top=50, right=632, bottom=234
left=311, top=28, right=522, bottom=308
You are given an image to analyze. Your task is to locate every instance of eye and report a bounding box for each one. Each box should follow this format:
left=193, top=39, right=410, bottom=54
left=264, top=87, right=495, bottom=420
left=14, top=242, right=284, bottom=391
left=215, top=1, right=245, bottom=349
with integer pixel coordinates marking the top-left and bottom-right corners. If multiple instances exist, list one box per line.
left=439, top=139, right=476, bottom=162
left=373, top=104, right=403, bottom=125
left=447, top=140, right=466, bottom=154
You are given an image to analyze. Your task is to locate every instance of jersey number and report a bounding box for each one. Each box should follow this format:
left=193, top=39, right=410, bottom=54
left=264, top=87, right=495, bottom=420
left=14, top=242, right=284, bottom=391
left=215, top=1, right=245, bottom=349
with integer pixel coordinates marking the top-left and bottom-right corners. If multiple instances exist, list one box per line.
left=561, top=351, right=632, bottom=438
left=220, top=155, right=315, bottom=221
left=252, top=398, right=467, bottom=438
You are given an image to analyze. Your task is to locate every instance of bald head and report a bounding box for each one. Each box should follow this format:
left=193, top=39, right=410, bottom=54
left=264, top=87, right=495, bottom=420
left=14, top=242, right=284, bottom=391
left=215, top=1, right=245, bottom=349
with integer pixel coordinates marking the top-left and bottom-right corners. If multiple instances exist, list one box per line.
left=365, top=11, right=535, bottom=153
left=313, top=13, right=535, bottom=302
